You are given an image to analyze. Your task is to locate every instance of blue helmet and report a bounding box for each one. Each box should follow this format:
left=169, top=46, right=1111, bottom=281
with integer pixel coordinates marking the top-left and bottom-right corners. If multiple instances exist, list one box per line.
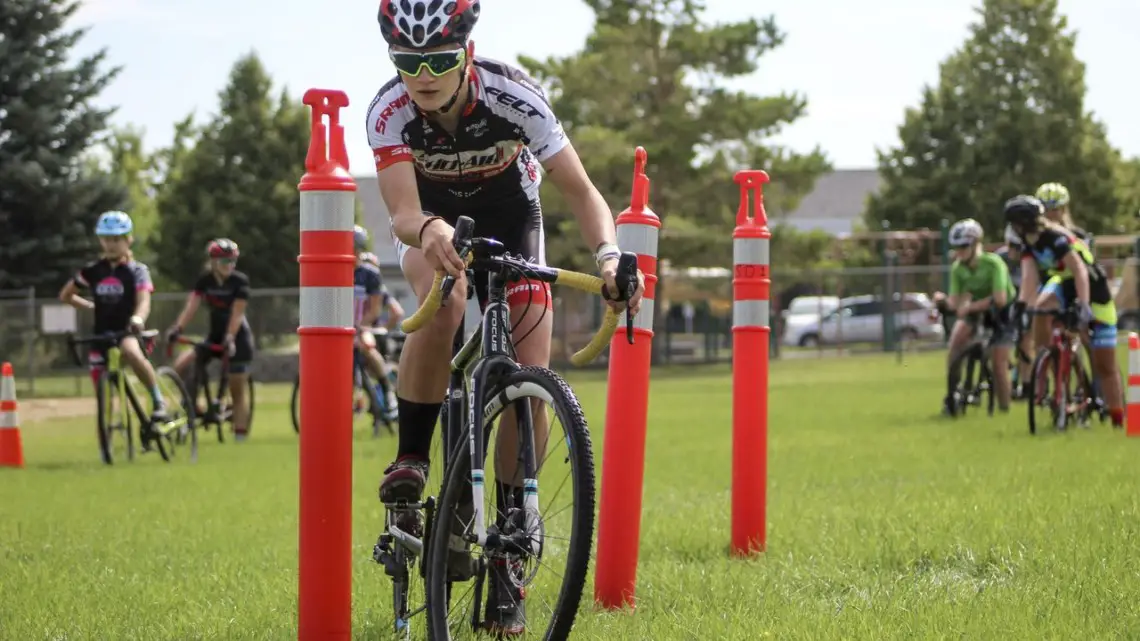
left=353, top=224, right=369, bottom=252
left=95, top=211, right=133, bottom=236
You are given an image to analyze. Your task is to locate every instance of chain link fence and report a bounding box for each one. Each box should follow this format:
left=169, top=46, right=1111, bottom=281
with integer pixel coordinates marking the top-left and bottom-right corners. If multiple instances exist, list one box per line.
left=3, top=257, right=1136, bottom=398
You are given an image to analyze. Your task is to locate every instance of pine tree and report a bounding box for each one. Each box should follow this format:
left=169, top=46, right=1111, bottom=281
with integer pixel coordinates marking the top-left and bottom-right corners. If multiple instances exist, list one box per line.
left=154, top=52, right=309, bottom=290
left=0, top=0, right=127, bottom=291
left=866, top=0, right=1119, bottom=235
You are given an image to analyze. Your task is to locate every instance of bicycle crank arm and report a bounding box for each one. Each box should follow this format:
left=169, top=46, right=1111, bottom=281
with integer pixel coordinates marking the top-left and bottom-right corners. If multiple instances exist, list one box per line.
left=387, top=524, right=423, bottom=557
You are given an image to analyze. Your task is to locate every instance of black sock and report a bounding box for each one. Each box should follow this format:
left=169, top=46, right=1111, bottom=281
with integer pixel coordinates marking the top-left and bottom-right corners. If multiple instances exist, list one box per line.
left=396, top=398, right=442, bottom=461
left=495, top=480, right=526, bottom=528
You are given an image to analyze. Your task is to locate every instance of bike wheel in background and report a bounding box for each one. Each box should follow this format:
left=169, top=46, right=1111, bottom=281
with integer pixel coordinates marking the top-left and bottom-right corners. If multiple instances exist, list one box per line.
left=291, top=373, right=301, bottom=434
left=153, top=366, right=198, bottom=462
left=1028, top=347, right=1061, bottom=434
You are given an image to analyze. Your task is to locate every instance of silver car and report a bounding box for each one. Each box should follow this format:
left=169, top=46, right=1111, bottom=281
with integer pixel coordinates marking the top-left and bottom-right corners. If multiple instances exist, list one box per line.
left=797, top=293, right=944, bottom=347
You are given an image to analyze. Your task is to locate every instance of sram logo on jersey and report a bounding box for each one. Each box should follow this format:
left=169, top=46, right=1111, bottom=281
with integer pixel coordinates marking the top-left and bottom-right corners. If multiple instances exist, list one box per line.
left=374, top=93, right=412, bottom=134
left=374, top=145, right=412, bottom=170
left=415, top=141, right=523, bottom=179
left=484, top=86, right=545, bottom=119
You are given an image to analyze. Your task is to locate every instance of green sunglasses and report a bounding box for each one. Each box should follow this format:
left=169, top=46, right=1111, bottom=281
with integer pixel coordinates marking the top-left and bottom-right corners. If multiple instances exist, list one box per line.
left=389, top=48, right=466, bottom=77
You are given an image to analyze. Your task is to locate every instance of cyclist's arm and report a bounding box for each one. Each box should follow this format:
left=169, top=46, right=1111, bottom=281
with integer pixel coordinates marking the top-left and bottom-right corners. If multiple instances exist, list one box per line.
left=224, top=274, right=251, bottom=340
left=225, top=299, right=247, bottom=341
left=542, top=144, right=617, bottom=255
left=384, top=296, right=405, bottom=330
left=947, top=264, right=965, bottom=311
left=990, top=258, right=1010, bottom=307
left=376, top=162, right=427, bottom=248
left=362, top=294, right=381, bottom=328
left=1062, top=252, right=1091, bottom=306
left=133, top=289, right=152, bottom=326
left=172, top=293, right=201, bottom=330
left=58, top=280, right=94, bottom=311
left=1019, top=256, right=1039, bottom=304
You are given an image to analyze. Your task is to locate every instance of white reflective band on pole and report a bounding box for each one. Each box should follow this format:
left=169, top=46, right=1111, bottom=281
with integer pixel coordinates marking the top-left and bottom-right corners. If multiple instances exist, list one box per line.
left=1130, top=347, right=1140, bottom=376
left=300, top=286, right=355, bottom=328
left=1129, top=386, right=1140, bottom=405
left=300, top=192, right=355, bottom=230
left=0, top=411, right=17, bottom=429
left=734, top=238, right=769, bottom=266
left=622, top=298, right=655, bottom=332
left=733, top=300, right=770, bottom=328
left=617, top=224, right=659, bottom=258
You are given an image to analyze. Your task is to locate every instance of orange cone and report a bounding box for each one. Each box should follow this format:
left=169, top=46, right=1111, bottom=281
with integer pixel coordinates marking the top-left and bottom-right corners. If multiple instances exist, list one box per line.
left=0, top=362, right=25, bottom=468
left=1128, top=334, right=1140, bottom=438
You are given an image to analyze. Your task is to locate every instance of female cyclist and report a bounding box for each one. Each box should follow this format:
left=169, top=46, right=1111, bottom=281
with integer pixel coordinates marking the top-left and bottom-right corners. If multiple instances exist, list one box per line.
left=1004, top=195, right=1124, bottom=429
left=1035, top=182, right=1091, bottom=242
left=166, top=239, right=255, bottom=441
left=943, top=218, right=1016, bottom=414
left=58, top=211, right=167, bottom=424
left=1003, top=224, right=1033, bottom=398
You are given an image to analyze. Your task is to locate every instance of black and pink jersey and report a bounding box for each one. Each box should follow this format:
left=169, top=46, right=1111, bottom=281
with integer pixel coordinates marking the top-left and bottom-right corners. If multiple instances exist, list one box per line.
left=73, top=259, right=154, bottom=334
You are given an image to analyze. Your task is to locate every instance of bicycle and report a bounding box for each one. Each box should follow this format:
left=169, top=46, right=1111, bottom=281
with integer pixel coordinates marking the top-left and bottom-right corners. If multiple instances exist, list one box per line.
left=371, top=215, right=639, bottom=640
left=66, top=329, right=197, bottom=463
left=1026, top=308, right=1108, bottom=434
left=945, top=323, right=997, bottom=417
left=291, top=327, right=399, bottom=438
left=167, top=335, right=257, bottom=443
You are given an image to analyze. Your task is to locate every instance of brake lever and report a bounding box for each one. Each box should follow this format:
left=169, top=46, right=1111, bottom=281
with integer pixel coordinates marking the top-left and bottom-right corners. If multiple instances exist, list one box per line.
left=616, top=252, right=638, bottom=345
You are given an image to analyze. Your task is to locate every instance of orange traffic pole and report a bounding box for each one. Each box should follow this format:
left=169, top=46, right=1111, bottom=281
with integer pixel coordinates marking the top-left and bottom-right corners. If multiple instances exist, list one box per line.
left=594, top=147, right=660, bottom=609
left=297, top=88, right=357, bottom=641
left=730, top=170, right=771, bottom=556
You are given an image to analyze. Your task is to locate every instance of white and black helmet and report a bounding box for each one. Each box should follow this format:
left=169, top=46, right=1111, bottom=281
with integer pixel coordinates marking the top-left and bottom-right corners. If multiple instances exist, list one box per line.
left=379, top=0, right=480, bottom=49
left=948, top=218, right=984, bottom=248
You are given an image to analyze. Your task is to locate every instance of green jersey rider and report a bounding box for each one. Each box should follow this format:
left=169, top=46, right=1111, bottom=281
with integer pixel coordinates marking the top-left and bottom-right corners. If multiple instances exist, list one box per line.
left=942, top=218, right=1016, bottom=415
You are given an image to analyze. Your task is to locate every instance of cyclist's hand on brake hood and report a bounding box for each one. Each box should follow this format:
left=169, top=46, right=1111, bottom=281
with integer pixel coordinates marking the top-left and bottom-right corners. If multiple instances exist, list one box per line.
left=599, top=255, right=645, bottom=317
left=420, top=218, right=466, bottom=278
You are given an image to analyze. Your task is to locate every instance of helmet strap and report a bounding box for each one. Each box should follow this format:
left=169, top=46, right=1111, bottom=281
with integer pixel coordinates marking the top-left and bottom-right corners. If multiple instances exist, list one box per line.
left=430, top=64, right=472, bottom=116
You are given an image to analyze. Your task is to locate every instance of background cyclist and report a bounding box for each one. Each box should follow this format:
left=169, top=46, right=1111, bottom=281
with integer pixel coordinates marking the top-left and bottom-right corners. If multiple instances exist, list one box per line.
left=1004, top=195, right=1124, bottom=429
left=1001, top=224, right=1032, bottom=398
left=166, top=239, right=255, bottom=441
left=367, top=0, right=643, bottom=633
left=353, top=226, right=398, bottom=422
left=58, top=211, right=168, bottom=433
left=1035, top=182, right=1091, bottom=243
left=942, top=218, right=1016, bottom=414
left=361, top=251, right=406, bottom=375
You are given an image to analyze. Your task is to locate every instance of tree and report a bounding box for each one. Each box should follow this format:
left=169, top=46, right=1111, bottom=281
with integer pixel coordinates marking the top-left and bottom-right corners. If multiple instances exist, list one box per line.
left=866, top=0, right=1119, bottom=236
left=518, top=0, right=830, bottom=273
left=0, top=0, right=127, bottom=292
left=154, top=52, right=309, bottom=290
left=1117, top=157, right=1140, bottom=231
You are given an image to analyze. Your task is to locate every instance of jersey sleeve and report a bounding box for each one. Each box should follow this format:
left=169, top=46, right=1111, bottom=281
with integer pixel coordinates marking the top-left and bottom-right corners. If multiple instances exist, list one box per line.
left=74, top=261, right=99, bottom=288
left=514, top=83, right=569, bottom=164
left=366, top=81, right=414, bottom=172
left=233, top=272, right=251, bottom=300
left=1049, top=231, right=1073, bottom=261
left=130, top=262, right=154, bottom=292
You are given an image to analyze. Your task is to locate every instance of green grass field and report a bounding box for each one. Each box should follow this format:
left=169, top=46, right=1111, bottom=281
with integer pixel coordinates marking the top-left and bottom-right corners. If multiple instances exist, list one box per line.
left=2, top=351, right=1139, bottom=640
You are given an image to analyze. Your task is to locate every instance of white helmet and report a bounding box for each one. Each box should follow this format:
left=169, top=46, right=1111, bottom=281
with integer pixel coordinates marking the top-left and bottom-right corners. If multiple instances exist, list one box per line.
left=948, top=218, right=983, bottom=248
left=1004, top=224, right=1024, bottom=248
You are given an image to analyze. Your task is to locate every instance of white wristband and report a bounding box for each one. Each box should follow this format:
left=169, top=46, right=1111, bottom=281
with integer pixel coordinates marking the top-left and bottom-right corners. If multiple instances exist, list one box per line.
left=595, top=243, right=620, bottom=269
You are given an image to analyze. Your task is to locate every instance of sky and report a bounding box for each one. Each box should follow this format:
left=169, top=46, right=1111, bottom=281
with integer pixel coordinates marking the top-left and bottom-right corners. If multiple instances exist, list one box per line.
left=72, top=0, right=1140, bottom=173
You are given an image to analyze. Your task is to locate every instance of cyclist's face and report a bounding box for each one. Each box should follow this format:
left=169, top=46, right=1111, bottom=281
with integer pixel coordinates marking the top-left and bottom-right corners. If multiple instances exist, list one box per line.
left=952, top=244, right=974, bottom=261
left=391, top=44, right=467, bottom=112
left=98, top=235, right=130, bottom=258
left=1044, top=205, right=1066, bottom=222
left=212, top=258, right=236, bottom=276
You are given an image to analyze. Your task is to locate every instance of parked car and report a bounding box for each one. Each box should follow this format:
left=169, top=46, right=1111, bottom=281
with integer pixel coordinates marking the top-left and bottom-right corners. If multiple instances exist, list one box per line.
left=781, top=296, right=840, bottom=347
left=794, top=293, right=943, bottom=348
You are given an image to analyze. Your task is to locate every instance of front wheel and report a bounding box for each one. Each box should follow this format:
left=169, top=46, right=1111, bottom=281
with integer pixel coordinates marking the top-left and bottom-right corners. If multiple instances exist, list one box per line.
left=153, top=366, right=198, bottom=462
left=1028, top=347, right=1061, bottom=435
left=426, top=366, right=595, bottom=641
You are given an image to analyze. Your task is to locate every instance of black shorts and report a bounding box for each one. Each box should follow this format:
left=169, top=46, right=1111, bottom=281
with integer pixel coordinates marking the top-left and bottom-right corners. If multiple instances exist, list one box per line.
left=205, top=326, right=255, bottom=373
left=393, top=195, right=550, bottom=311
